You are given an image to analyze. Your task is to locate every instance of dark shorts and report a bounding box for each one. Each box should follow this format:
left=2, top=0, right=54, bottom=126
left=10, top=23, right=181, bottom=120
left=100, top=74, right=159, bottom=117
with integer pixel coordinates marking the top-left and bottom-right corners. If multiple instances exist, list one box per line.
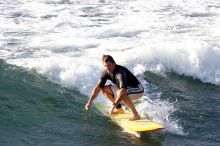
left=110, top=84, right=144, bottom=100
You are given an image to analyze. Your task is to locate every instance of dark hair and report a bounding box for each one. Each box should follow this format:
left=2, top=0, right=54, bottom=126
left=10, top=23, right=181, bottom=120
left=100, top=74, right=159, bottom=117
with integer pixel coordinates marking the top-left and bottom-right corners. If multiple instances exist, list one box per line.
left=102, top=54, right=116, bottom=64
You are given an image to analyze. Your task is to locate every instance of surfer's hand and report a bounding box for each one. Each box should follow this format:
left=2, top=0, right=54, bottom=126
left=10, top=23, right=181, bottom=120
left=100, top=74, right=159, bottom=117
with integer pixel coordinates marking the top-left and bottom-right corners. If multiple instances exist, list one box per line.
left=85, top=102, right=91, bottom=111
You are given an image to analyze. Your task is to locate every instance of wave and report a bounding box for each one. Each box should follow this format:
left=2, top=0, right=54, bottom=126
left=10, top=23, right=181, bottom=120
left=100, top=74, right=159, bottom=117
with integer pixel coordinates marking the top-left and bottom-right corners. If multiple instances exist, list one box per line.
left=1, top=0, right=220, bottom=137
left=3, top=53, right=187, bottom=135
left=0, top=60, right=104, bottom=145
left=0, top=60, right=85, bottom=114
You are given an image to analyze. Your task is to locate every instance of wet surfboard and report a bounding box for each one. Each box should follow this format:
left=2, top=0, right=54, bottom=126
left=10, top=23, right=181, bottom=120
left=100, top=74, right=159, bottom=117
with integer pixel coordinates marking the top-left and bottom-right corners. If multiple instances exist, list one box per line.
left=96, top=102, right=165, bottom=132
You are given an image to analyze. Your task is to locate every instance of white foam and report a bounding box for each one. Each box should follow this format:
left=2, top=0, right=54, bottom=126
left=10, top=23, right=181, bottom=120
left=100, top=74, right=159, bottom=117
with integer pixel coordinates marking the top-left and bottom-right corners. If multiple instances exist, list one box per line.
left=136, top=97, right=185, bottom=135
left=7, top=56, right=102, bottom=94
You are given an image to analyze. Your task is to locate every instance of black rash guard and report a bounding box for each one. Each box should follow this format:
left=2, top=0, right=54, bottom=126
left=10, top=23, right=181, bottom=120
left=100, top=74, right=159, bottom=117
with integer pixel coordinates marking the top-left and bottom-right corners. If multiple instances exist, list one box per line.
left=97, top=65, right=140, bottom=89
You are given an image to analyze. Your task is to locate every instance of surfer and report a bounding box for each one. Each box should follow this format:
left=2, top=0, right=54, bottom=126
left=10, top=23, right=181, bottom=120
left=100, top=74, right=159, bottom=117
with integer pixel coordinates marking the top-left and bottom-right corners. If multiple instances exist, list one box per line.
left=85, top=55, right=144, bottom=121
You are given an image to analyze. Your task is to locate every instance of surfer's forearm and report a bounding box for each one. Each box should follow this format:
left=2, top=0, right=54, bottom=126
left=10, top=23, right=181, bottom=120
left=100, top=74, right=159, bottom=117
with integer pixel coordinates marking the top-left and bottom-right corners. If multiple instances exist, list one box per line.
left=88, top=85, right=101, bottom=104
left=85, top=86, right=101, bottom=111
left=114, top=88, right=127, bottom=105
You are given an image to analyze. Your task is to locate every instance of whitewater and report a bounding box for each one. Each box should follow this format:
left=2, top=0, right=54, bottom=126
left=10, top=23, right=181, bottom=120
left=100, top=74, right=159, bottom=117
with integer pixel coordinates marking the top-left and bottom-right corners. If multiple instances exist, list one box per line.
left=0, top=0, right=220, bottom=143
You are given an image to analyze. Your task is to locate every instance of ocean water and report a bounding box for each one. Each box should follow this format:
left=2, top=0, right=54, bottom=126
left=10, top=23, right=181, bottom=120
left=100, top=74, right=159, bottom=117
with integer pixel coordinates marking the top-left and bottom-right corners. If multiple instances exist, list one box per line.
left=0, top=0, right=220, bottom=145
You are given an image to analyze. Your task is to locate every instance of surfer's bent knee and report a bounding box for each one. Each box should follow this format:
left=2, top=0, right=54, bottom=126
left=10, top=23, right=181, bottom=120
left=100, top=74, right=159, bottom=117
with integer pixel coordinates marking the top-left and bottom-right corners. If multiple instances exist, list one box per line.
left=101, top=85, right=113, bottom=95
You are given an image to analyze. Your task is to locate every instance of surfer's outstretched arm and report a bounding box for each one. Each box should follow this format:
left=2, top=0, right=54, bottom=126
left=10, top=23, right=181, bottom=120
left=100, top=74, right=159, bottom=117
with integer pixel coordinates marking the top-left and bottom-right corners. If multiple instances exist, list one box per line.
left=85, top=85, right=101, bottom=111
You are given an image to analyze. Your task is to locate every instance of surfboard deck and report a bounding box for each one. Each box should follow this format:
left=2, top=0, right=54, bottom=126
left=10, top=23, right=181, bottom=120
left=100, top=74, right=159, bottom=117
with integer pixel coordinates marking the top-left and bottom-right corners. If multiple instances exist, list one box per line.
left=96, top=102, right=165, bottom=132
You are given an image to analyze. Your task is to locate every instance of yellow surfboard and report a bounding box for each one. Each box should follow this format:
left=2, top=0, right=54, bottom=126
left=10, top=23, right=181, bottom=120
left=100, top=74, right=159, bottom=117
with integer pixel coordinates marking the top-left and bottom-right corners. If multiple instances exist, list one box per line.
left=96, top=102, right=165, bottom=132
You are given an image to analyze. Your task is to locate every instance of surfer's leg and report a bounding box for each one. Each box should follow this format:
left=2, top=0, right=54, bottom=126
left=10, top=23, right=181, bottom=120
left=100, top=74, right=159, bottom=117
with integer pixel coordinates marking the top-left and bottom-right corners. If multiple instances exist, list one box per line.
left=102, top=85, right=124, bottom=114
left=127, top=92, right=144, bottom=100
left=123, top=84, right=144, bottom=120
left=101, top=85, right=115, bottom=102
left=122, top=97, right=140, bottom=121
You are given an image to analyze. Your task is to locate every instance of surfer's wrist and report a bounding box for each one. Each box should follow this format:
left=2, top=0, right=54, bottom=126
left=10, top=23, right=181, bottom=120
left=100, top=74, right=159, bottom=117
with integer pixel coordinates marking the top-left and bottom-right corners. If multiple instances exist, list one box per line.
left=113, top=102, right=116, bottom=106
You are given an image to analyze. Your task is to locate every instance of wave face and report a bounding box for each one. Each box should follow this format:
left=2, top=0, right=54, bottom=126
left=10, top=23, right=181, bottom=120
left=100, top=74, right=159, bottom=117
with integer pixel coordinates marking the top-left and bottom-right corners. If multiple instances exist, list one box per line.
left=0, top=60, right=91, bottom=145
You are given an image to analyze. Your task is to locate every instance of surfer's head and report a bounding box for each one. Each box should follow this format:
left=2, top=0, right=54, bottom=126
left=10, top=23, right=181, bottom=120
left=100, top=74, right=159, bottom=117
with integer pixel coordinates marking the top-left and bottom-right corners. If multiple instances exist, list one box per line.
left=102, top=54, right=116, bottom=64
left=102, top=55, right=116, bottom=73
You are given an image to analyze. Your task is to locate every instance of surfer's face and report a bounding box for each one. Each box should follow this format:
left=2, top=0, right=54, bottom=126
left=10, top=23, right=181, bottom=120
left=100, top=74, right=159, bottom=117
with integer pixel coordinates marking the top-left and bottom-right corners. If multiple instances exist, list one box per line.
left=103, top=61, right=115, bottom=73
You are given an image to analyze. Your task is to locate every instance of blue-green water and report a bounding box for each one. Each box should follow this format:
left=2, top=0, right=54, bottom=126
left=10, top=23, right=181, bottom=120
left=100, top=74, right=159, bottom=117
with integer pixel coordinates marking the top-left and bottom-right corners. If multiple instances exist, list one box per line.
left=1, top=60, right=220, bottom=146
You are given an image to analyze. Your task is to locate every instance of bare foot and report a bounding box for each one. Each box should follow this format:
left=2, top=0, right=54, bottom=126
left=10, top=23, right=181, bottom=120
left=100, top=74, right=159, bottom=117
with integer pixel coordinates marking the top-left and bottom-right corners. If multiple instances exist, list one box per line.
left=109, top=108, right=124, bottom=114
left=129, top=115, right=140, bottom=121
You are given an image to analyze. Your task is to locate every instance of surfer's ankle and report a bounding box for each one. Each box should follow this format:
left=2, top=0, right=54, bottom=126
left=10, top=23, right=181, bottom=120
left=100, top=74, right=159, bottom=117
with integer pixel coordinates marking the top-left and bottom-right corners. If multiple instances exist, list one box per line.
left=129, top=115, right=140, bottom=121
left=111, top=107, right=124, bottom=114
left=115, top=103, right=122, bottom=109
